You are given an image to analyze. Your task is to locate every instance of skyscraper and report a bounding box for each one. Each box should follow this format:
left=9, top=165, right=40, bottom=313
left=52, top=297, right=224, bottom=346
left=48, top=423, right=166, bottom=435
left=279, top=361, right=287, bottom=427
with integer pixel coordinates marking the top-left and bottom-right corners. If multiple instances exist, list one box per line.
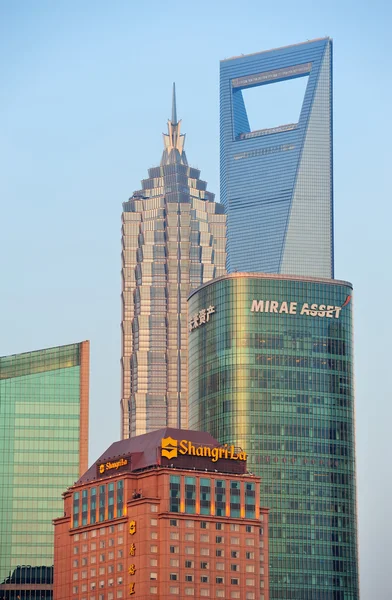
left=220, top=38, right=334, bottom=277
left=54, top=427, right=270, bottom=600
left=188, top=274, right=359, bottom=599
left=121, top=85, right=226, bottom=439
left=0, top=341, right=89, bottom=600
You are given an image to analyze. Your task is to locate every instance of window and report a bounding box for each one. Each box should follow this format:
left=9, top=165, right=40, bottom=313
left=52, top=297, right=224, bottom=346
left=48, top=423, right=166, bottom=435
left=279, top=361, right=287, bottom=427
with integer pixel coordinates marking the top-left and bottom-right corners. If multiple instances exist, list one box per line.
left=90, top=556, right=96, bottom=564
left=216, top=592, right=225, bottom=598
left=99, top=541, right=105, bottom=549
left=231, top=578, right=239, bottom=585
left=116, top=481, right=124, bottom=517
left=231, top=564, right=239, bottom=571
left=185, top=589, right=195, bottom=596
left=150, top=545, right=158, bottom=553
left=150, top=559, right=158, bottom=567
left=99, top=568, right=105, bottom=576
left=185, top=533, right=194, bottom=541
left=216, top=536, right=223, bottom=544
left=151, top=518, right=158, bottom=526
left=200, top=478, right=211, bottom=515
left=170, top=519, right=178, bottom=527
left=216, top=549, right=224, bottom=557
left=245, top=483, right=256, bottom=519
left=200, top=562, right=209, bottom=569
left=215, top=522, right=223, bottom=531
left=185, top=547, right=194, bottom=555
left=232, top=593, right=241, bottom=599
left=169, top=587, right=179, bottom=594
left=246, top=593, right=255, bottom=600
left=91, top=543, right=97, bottom=551
left=200, top=534, right=209, bottom=542
left=216, top=577, right=224, bottom=584
left=72, top=573, right=78, bottom=581
left=72, top=586, right=78, bottom=594
left=73, top=547, right=79, bottom=555
left=150, top=573, right=158, bottom=580
left=73, top=560, right=78, bottom=568
left=151, top=532, right=158, bottom=539
left=185, top=520, right=194, bottom=528
left=117, top=564, right=123, bottom=572
left=201, top=576, right=209, bottom=583
left=201, top=548, right=210, bottom=556
left=246, top=552, right=254, bottom=560
left=170, top=476, right=181, bottom=513
left=246, top=538, right=255, bottom=546
left=117, top=592, right=123, bottom=599
left=73, top=492, right=80, bottom=528
left=170, top=574, right=178, bottom=581
left=99, top=554, right=105, bottom=562
left=246, top=525, right=254, bottom=533
left=150, top=504, right=158, bottom=512
left=185, top=477, right=196, bottom=515
left=150, top=587, right=158, bottom=595
left=201, top=590, right=210, bottom=597
left=230, top=481, right=241, bottom=518
left=185, top=561, right=194, bottom=568
left=230, top=524, right=240, bottom=532
left=246, top=579, right=255, bottom=586
left=216, top=563, right=224, bottom=571
left=246, top=565, right=255, bottom=573
left=170, top=546, right=179, bottom=554
left=185, top=574, right=194, bottom=582
left=231, top=551, right=239, bottom=558
left=170, top=559, right=179, bottom=567
left=215, top=481, right=226, bottom=517
left=99, top=485, right=105, bottom=522
left=200, top=521, right=208, bottom=529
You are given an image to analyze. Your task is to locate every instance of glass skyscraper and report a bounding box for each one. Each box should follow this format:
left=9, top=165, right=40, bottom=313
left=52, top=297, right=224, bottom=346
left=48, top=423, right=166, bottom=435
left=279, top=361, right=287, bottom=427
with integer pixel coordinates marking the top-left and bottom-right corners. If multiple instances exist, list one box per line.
left=188, top=274, right=359, bottom=600
left=0, top=341, right=89, bottom=600
left=220, top=38, right=334, bottom=278
left=121, top=85, right=226, bottom=439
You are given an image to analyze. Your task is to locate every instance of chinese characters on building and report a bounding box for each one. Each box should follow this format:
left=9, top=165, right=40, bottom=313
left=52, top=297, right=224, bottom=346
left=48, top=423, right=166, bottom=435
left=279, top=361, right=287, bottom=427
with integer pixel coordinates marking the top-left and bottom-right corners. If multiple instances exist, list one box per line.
left=189, top=305, right=215, bottom=332
left=129, top=521, right=136, bottom=595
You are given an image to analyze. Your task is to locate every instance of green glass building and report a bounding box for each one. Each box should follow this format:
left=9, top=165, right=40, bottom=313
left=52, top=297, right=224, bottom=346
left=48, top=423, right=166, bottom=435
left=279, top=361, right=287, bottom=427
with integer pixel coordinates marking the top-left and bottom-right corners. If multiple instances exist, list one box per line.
left=0, top=341, right=89, bottom=600
left=188, top=274, right=359, bottom=600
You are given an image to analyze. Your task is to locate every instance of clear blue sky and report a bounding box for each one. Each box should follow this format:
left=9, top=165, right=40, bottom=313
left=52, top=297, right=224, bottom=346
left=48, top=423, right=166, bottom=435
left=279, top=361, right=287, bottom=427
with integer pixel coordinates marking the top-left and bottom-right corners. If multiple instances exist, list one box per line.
left=0, top=1, right=390, bottom=598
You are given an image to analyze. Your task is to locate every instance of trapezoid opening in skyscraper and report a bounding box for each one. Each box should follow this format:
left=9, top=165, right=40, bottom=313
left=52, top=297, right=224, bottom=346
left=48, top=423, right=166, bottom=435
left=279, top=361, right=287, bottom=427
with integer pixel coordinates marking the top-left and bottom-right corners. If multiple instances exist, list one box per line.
left=220, top=38, right=334, bottom=278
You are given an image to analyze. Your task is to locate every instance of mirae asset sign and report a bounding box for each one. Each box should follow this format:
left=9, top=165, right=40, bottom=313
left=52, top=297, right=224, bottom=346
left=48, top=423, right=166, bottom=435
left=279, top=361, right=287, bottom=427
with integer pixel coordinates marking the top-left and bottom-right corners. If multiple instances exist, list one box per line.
left=250, top=296, right=351, bottom=319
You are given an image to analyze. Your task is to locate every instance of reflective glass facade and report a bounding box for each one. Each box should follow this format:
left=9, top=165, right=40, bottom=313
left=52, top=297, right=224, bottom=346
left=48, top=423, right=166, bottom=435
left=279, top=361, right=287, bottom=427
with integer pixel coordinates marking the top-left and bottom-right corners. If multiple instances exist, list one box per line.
left=220, top=39, right=334, bottom=278
left=121, top=87, right=226, bottom=438
left=188, top=274, right=359, bottom=600
left=0, top=342, right=89, bottom=600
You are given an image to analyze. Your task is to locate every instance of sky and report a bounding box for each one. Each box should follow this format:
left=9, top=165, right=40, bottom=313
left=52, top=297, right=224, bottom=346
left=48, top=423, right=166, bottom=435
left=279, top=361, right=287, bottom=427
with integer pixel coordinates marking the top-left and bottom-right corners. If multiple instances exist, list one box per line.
left=0, top=0, right=390, bottom=597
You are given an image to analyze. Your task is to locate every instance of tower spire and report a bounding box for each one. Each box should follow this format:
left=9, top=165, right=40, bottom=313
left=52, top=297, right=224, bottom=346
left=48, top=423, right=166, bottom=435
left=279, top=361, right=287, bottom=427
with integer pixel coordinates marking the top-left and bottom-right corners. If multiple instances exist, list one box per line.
left=161, top=83, right=188, bottom=166
left=172, top=82, right=177, bottom=125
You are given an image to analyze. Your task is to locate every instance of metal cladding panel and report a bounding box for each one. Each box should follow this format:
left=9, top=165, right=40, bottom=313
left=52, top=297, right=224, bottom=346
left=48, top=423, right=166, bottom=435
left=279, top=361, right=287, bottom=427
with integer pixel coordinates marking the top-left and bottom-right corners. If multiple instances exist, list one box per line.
left=220, top=39, right=334, bottom=277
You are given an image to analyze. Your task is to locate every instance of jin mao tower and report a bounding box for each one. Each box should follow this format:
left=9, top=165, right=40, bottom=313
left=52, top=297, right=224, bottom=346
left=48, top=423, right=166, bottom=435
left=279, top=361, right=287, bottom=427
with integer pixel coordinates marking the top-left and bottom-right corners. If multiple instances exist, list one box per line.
left=121, top=85, right=226, bottom=438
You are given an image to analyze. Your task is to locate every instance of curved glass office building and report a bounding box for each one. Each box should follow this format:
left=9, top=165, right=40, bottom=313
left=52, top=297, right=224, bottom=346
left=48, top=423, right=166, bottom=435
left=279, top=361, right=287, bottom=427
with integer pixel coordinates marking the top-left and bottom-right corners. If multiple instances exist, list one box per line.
left=188, top=273, right=359, bottom=600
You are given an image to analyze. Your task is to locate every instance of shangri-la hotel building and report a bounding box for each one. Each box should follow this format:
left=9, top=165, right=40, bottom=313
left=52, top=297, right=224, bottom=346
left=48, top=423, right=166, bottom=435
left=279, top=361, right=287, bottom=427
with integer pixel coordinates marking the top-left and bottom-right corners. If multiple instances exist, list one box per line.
left=53, top=428, right=269, bottom=600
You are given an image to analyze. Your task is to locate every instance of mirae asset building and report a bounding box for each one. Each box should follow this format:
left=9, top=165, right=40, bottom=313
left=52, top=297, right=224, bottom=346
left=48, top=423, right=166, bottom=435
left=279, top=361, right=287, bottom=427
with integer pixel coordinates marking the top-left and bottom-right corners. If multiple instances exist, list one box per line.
left=53, top=428, right=270, bottom=600
left=188, top=273, right=359, bottom=600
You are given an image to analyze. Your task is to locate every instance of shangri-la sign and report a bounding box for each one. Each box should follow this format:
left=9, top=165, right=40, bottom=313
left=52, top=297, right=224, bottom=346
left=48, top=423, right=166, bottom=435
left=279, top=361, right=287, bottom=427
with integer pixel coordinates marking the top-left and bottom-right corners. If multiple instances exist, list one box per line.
left=161, top=437, right=247, bottom=463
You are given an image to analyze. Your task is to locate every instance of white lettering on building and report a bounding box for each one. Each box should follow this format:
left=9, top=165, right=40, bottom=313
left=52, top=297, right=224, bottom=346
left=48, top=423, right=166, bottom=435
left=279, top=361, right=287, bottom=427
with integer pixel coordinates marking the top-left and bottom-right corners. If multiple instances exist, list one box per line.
left=250, top=300, right=346, bottom=319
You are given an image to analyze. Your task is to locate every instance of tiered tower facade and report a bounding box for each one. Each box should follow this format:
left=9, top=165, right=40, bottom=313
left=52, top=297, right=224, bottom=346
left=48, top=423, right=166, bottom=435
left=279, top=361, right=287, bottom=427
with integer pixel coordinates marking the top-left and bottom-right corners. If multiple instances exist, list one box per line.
left=121, top=86, right=226, bottom=438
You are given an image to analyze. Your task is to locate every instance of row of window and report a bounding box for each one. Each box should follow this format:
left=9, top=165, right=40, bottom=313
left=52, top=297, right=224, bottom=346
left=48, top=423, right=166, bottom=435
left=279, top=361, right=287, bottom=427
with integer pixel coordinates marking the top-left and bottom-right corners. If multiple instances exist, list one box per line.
left=73, top=482, right=124, bottom=528
left=170, top=476, right=256, bottom=518
left=73, top=591, right=261, bottom=600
